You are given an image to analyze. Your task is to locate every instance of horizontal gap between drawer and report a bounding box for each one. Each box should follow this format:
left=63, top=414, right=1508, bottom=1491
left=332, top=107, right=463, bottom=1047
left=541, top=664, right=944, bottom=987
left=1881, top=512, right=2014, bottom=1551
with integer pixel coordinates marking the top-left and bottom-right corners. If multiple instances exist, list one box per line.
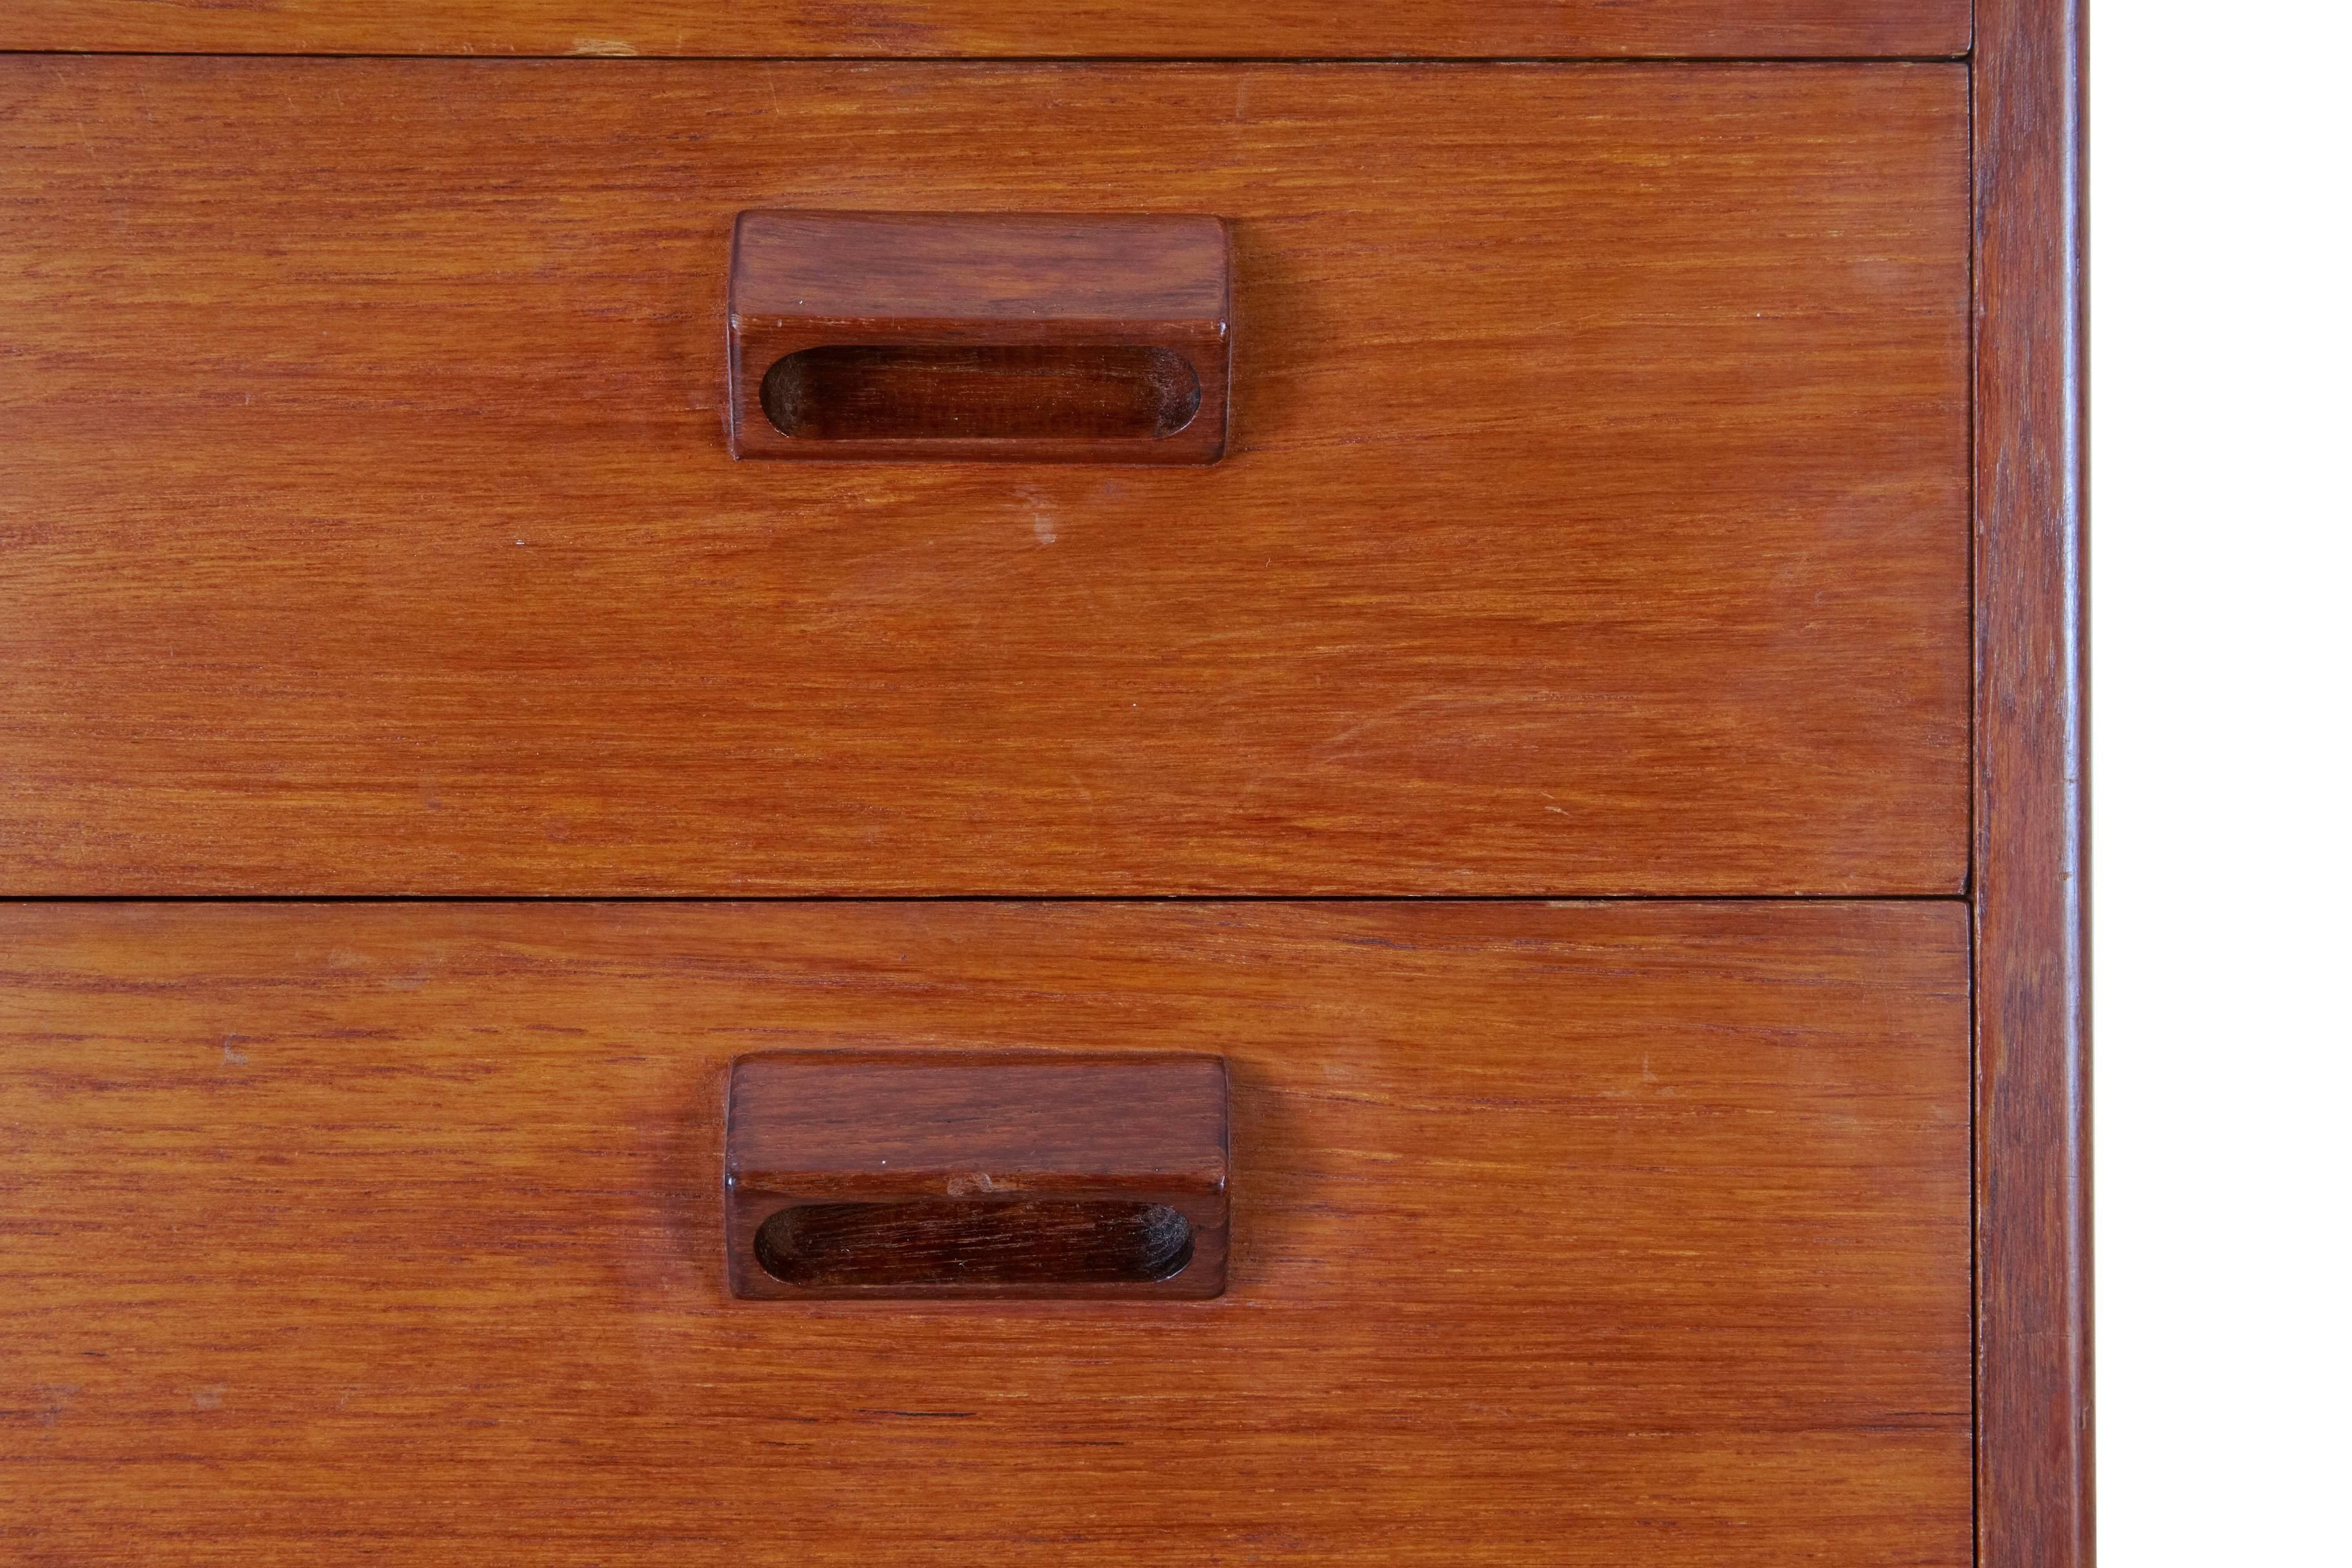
left=2, top=893, right=1970, bottom=905
left=0, top=51, right=1972, bottom=66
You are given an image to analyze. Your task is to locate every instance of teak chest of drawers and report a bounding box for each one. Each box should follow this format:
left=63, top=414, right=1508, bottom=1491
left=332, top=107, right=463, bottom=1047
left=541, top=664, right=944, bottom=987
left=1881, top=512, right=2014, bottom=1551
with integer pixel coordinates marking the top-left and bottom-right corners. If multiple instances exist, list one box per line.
left=0, top=5, right=2087, bottom=1565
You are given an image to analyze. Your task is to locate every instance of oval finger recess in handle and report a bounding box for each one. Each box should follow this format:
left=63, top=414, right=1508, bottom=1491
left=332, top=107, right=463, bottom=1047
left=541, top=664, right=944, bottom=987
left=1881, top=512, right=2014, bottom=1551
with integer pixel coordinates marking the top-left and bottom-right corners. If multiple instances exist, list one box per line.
left=725, top=211, right=1232, bottom=464
left=724, top=1051, right=1231, bottom=1300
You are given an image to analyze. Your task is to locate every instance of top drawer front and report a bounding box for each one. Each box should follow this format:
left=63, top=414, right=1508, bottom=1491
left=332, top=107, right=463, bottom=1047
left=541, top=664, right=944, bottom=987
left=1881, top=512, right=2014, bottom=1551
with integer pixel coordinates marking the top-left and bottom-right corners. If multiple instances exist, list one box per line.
left=0, top=60, right=1969, bottom=896
left=0, top=3, right=1970, bottom=61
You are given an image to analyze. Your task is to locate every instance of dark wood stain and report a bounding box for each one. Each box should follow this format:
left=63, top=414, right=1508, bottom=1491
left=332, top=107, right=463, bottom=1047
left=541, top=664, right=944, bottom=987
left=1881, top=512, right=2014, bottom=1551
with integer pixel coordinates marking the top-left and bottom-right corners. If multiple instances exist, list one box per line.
left=761, top=346, right=1204, bottom=445
left=1974, top=1, right=2096, bottom=1563
left=726, top=1049, right=1231, bottom=1299
left=729, top=212, right=1229, bottom=462
left=754, top=1200, right=1197, bottom=1288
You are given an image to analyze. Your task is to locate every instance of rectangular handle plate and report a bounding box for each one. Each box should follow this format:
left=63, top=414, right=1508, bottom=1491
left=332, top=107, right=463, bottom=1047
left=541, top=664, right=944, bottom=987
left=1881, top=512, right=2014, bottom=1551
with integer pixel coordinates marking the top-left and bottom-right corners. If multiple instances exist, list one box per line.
left=726, top=211, right=1232, bottom=464
left=724, top=1051, right=1230, bottom=1299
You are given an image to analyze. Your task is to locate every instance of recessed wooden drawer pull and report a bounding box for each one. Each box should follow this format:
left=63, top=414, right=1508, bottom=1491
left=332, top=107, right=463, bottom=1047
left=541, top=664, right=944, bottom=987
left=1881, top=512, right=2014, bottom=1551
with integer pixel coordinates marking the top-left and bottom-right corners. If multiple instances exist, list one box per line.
left=726, top=211, right=1232, bottom=464
left=725, top=1051, right=1230, bottom=1299
left=755, top=1198, right=1196, bottom=1288
left=762, top=344, right=1204, bottom=443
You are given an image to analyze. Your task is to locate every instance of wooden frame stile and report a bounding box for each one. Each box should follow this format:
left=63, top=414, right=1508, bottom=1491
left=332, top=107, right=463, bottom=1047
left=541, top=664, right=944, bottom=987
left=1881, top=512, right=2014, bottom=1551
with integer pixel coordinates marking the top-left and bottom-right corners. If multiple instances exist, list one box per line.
left=1973, top=1, right=2092, bottom=1565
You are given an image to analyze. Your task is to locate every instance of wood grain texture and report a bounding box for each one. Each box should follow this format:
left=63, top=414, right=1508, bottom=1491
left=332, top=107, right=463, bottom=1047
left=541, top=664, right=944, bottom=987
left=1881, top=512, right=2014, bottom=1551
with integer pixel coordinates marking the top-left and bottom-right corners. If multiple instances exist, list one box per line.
left=726, top=1051, right=1230, bottom=1297
left=0, top=0, right=1971, bottom=61
left=1974, top=0, right=2095, bottom=1563
left=0, top=61, right=1971, bottom=896
left=728, top=212, right=1231, bottom=463
left=0, top=900, right=1971, bottom=1565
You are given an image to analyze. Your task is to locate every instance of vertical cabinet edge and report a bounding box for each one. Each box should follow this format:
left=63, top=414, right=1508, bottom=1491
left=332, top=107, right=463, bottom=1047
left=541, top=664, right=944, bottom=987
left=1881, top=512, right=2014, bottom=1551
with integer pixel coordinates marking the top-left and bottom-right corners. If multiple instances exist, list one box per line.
left=1973, top=2, right=2093, bottom=1566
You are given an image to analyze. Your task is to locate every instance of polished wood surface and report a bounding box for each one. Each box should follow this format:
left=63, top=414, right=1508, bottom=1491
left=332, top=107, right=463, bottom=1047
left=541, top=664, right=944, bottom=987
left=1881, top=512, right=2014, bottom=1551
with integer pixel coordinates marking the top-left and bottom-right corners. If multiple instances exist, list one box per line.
left=726, top=1051, right=1230, bottom=1297
left=0, top=61, right=1970, bottom=896
left=729, top=212, right=1231, bottom=463
left=0, top=900, right=1971, bottom=1563
left=1974, top=0, right=2096, bottom=1563
left=0, top=0, right=1971, bottom=61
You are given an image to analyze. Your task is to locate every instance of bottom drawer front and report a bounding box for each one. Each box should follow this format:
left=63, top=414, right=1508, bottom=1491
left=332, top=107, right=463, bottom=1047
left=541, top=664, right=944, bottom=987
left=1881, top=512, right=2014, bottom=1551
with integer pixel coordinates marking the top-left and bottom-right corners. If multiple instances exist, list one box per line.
left=1, top=902, right=1969, bottom=1565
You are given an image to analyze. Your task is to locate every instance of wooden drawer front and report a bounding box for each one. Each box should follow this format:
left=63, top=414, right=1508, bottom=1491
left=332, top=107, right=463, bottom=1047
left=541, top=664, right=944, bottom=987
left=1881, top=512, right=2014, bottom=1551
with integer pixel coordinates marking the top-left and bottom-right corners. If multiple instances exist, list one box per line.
left=0, top=1, right=1971, bottom=62
left=0, top=901, right=1969, bottom=1565
left=0, top=61, right=1969, bottom=897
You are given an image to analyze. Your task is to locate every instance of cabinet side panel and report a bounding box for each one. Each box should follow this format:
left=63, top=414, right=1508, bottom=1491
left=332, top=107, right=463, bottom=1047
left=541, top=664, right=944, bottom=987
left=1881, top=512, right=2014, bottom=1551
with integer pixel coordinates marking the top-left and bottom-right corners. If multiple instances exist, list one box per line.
left=1974, top=0, right=2093, bottom=1563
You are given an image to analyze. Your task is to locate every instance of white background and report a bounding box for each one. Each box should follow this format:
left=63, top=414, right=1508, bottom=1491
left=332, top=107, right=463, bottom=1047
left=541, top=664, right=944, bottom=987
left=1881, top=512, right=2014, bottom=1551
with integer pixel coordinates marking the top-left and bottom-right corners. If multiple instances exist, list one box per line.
left=2094, top=3, right=2352, bottom=1559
